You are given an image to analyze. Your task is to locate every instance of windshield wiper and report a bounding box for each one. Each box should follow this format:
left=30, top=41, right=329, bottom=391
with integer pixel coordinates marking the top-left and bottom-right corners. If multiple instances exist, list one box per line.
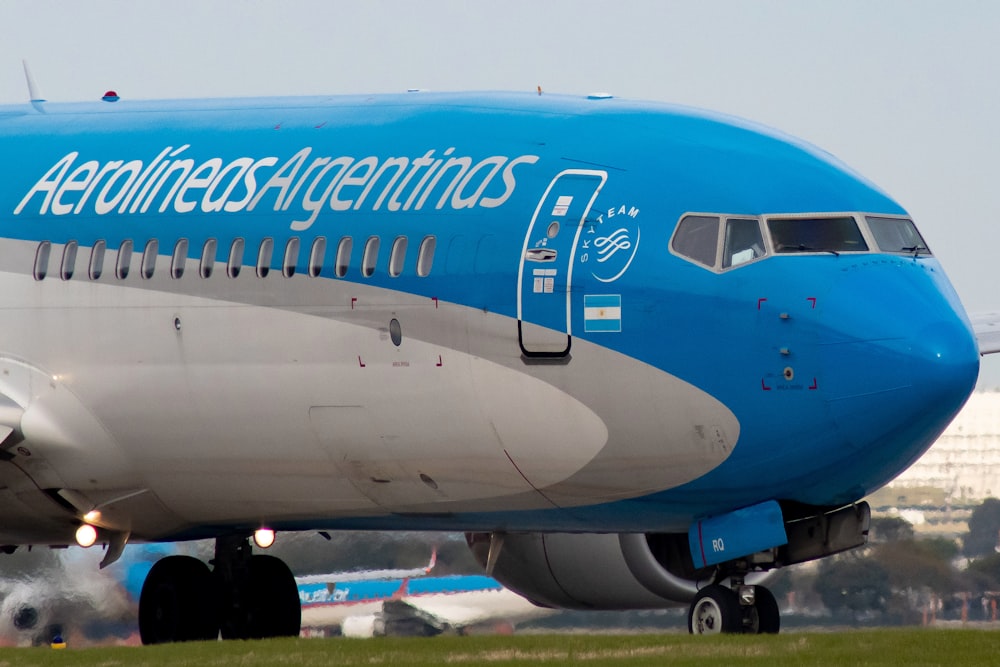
left=901, top=245, right=928, bottom=257
left=796, top=244, right=840, bottom=256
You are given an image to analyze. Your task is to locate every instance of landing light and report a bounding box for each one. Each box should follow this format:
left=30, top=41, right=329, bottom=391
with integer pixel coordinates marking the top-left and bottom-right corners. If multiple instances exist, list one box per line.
left=253, top=528, right=275, bottom=549
left=75, top=524, right=97, bottom=548
left=83, top=510, right=101, bottom=523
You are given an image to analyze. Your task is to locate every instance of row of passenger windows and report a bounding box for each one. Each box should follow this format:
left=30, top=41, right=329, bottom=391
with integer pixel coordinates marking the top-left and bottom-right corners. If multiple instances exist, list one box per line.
left=33, top=235, right=437, bottom=282
left=670, top=213, right=930, bottom=271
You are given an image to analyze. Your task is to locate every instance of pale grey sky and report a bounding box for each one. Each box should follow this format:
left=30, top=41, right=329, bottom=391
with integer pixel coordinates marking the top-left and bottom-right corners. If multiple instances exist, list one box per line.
left=2, top=0, right=999, bottom=384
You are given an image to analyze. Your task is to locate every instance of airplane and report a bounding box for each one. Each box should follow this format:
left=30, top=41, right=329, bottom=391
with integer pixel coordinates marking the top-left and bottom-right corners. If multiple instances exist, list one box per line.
left=0, top=76, right=988, bottom=642
left=298, top=570, right=552, bottom=637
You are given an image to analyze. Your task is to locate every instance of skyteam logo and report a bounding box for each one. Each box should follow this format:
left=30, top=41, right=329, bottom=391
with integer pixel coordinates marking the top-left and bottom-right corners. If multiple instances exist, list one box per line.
left=579, top=203, right=641, bottom=283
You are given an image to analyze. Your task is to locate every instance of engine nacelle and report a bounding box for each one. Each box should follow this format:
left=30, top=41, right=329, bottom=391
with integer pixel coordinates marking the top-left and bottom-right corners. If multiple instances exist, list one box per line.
left=467, top=503, right=870, bottom=611
left=467, top=532, right=701, bottom=610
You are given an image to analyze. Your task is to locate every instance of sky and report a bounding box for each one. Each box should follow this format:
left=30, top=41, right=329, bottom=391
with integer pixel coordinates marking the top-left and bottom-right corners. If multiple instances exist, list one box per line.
left=1, top=0, right=999, bottom=384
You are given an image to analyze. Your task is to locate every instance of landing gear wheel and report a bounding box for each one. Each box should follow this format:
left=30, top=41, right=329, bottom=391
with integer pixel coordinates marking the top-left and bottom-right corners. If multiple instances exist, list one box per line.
left=219, top=554, right=301, bottom=639
left=246, top=554, right=301, bottom=638
left=745, top=585, right=780, bottom=634
left=688, top=584, right=742, bottom=635
left=139, top=556, right=219, bottom=644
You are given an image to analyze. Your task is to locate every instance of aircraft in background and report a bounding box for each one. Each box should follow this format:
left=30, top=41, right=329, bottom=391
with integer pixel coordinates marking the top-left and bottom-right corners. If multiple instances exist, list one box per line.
left=0, top=78, right=990, bottom=641
left=299, top=571, right=551, bottom=638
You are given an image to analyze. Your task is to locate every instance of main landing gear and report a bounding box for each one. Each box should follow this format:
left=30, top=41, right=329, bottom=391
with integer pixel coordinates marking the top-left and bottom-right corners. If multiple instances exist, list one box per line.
left=688, top=583, right=780, bottom=635
left=138, top=535, right=301, bottom=644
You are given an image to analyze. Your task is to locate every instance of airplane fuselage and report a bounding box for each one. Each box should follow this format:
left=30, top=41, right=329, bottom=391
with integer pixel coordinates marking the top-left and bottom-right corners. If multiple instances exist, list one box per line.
left=0, top=92, right=978, bottom=550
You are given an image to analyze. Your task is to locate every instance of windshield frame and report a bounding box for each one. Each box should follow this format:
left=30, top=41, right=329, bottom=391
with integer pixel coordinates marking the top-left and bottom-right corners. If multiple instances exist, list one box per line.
left=764, top=213, right=871, bottom=256
left=865, top=214, right=932, bottom=256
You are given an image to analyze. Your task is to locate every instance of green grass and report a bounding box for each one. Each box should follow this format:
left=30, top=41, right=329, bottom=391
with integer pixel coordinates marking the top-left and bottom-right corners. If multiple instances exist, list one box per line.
left=3, top=629, right=1000, bottom=667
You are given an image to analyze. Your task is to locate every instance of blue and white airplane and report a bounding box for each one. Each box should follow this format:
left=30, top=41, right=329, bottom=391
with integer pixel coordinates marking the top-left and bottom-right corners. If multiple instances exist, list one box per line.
left=0, top=80, right=987, bottom=642
left=298, top=568, right=551, bottom=638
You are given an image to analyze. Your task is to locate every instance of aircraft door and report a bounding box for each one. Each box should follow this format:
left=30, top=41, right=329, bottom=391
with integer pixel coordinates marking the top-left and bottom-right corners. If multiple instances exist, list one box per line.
left=518, top=169, right=607, bottom=357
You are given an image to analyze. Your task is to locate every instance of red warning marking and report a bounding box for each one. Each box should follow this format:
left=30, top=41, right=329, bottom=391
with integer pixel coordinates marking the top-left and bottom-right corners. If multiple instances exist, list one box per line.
left=761, top=379, right=772, bottom=391
left=697, top=521, right=707, bottom=568
left=274, top=123, right=282, bottom=130
left=432, top=297, right=439, bottom=309
left=315, top=121, right=327, bottom=129
left=807, top=297, right=817, bottom=308
left=358, top=356, right=366, bottom=368
left=809, top=378, right=818, bottom=390
left=436, top=355, right=443, bottom=367
left=351, top=297, right=358, bottom=310
left=757, top=298, right=767, bottom=310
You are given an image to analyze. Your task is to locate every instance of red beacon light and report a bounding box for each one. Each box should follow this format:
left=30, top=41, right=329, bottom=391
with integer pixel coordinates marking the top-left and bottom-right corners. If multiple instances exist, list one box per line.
left=102, top=90, right=120, bottom=102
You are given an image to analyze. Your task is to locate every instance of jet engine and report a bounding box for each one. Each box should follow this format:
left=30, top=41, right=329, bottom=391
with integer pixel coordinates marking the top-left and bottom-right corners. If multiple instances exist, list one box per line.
left=467, top=532, right=705, bottom=609
left=467, top=503, right=870, bottom=612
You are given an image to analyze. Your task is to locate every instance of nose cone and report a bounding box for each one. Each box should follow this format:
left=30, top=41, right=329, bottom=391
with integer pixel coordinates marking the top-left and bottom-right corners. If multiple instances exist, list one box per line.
left=908, top=318, right=980, bottom=408
left=821, top=259, right=979, bottom=486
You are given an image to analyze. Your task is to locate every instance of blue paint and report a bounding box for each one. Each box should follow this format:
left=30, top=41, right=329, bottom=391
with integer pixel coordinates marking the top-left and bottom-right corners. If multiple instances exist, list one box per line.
left=688, top=500, right=787, bottom=569
left=297, top=574, right=502, bottom=606
left=0, top=92, right=979, bottom=546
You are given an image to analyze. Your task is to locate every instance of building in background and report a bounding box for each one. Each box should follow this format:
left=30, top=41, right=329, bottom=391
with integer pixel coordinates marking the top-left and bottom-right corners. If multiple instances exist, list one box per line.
left=870, top=391, right=1000, bottom=536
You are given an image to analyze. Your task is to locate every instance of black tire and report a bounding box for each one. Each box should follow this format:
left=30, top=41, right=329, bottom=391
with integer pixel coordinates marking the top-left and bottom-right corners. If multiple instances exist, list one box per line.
left=139, top=555, right=218, bottom=644
left=248, top=554, right=301, bottom=638
left=748, top=585, right=780, bottom=634
left=220, top=554, right=301, bottom=640
left=688, top=584, right=742, bottom=635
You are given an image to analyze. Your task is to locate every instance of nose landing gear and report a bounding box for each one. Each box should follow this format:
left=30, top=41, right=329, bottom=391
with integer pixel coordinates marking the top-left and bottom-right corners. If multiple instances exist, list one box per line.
left=687, top=583, right=780, bottom=635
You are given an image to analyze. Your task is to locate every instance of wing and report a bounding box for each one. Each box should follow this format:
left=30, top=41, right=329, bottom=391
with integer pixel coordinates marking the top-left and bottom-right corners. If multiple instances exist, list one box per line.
left=971, top=312, right=1000, bottom=355
left=398, top=588, right=553, bottom=630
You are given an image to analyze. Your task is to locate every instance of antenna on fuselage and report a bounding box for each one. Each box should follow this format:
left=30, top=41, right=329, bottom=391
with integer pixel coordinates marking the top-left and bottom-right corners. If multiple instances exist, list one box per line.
left=22, top=59, right=46, bottom=112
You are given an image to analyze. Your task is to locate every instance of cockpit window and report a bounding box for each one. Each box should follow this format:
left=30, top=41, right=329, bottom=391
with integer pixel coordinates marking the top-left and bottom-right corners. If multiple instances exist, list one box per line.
left=670, top=211, right=915, bottom=272
left=723, top=218, right=766, bottom=268
left=767, top=216, right=868, bottom=254
left=866, top=216, right=931, bottom=255
left=672, top=215, right=719, bottom=267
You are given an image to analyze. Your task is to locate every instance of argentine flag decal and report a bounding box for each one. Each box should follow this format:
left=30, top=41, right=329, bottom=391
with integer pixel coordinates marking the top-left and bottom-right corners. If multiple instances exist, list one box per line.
left=584, top=294, right=622, bottom=332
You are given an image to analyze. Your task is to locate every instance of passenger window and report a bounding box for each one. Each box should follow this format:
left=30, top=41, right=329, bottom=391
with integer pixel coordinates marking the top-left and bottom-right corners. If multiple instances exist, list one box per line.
left=388, top=236, right=407, bottom=277
left=475, top=235, right=497, bottom=275
left=283, top=237, right=300, bottom=278
left=89, top=240, right=106, bottom=280
left=200, top=238, right=217, bottom=278
left=61, top=241, right=78, bottom=280
left=335, top=237, right=353, bottom=278
left=116, top=240, right=134, bottom=280
left=308, top=237, right=326, bottom=277
left=416, top=236, right=436, bottom=277
left=171, top=239, right=189, bottom=279
left=866, top=216, right=931, bottom=255
left=446, top=235, right=469, bottom=275
left=141, top=239, right=158, bottom=279
left=33, top=241, right=51, bottom=281
left=723, top=218, right=765, bottom=268
left=768, top=216, right=868, bottom=253
left=257, top=238, right=274, bottom=278
left=672, top=215, right=720, bottom=267
left=227, top=238, right=245, bottom=278
left=362, top=237, right=380, bottom=277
